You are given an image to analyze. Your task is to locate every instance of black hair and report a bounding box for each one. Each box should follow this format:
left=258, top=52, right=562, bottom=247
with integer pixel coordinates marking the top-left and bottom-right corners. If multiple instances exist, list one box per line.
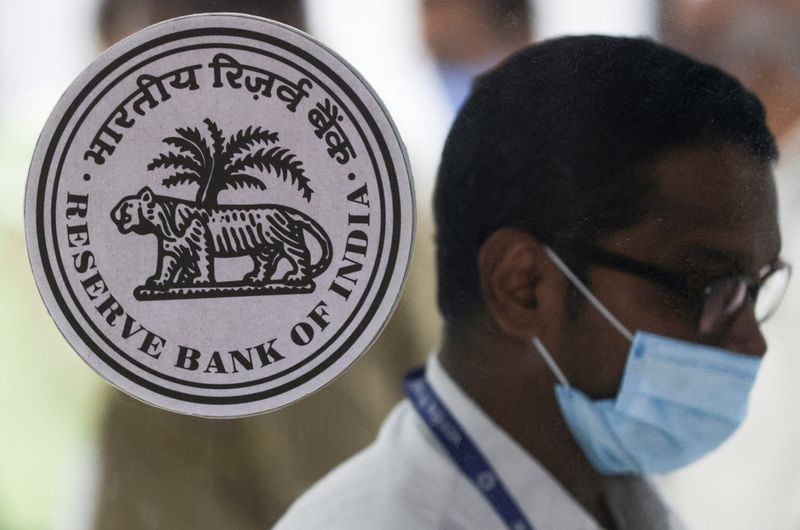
left=433, top=35, right=777, bottom=323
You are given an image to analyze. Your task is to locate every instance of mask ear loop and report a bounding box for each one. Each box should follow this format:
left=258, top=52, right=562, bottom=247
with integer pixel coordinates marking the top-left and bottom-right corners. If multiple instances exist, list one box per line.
left=532, top=336, right=571, bottom=388
left=544, top=246, right=634, bottom=343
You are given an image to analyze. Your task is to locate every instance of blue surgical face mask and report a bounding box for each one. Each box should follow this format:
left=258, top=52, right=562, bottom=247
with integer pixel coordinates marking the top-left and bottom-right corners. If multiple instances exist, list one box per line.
left=533, top=247, right=762, bottom=475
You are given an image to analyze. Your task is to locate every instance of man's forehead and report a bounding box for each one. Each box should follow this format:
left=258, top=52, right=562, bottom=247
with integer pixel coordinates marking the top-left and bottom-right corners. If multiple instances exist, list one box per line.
left=606, top=145, right=780, bottom=270
left=647, top=145, right=776, bottom=214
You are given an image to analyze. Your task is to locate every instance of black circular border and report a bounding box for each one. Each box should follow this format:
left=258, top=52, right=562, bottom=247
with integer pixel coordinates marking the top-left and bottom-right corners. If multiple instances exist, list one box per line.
left=34, top=25, right=406, bottom=406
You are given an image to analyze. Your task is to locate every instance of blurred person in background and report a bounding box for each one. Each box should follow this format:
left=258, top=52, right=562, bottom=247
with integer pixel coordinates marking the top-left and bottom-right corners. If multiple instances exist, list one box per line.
left=421, top=0, right=532, bottom=113
left=276, top=35, right=787, bottom=529
left=93, top=1, right=425, bottom=529
left=91, top=1, right=531, bottom=528
left=657, top=1, right=800, bottom=527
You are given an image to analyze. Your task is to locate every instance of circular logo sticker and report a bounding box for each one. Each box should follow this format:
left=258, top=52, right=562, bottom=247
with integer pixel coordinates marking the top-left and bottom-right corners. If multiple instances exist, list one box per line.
left=25, top=14, right=415, bottom=417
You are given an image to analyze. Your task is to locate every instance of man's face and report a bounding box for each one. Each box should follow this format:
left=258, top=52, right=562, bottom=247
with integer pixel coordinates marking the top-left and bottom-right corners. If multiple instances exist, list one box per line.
left=555, top=145, right=781, bottom=399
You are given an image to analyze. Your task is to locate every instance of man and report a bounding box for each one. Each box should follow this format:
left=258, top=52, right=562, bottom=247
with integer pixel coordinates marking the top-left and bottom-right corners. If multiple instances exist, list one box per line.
left=275, top=35, right=790, bottom=529
left=656, top=2, right=800, bottom=526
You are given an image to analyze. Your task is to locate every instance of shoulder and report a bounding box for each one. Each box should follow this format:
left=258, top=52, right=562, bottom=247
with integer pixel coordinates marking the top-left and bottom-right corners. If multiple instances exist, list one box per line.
left=273, top=402, right=460, bottom=530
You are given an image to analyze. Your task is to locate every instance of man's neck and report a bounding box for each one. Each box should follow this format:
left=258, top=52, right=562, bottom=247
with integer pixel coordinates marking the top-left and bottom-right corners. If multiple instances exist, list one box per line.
left=438, top=326, right=616, bottom=528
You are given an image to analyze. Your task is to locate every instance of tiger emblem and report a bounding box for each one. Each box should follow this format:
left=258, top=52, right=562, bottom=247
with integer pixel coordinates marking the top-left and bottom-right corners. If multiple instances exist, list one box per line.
left=110, top=187, right=333, bottom=299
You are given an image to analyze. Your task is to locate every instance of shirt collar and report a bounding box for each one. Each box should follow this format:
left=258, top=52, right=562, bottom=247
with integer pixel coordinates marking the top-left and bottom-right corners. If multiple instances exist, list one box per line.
left=425, top=354, right=602, bottom=528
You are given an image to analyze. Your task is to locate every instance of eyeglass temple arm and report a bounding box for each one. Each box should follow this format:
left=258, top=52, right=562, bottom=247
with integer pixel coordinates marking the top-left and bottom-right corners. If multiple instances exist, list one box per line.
left=579, top=244, right=692, bottom=295
left=544, top=247, right=634, bottom=342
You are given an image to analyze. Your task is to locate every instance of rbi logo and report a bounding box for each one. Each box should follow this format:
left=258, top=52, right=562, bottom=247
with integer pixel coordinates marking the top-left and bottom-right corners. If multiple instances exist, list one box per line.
left=26, top=15, right=414, bottom=417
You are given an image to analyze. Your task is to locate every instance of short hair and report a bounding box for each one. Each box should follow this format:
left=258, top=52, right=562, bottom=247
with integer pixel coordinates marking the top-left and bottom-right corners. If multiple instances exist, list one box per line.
left=433, top=35, right=778, bottom=323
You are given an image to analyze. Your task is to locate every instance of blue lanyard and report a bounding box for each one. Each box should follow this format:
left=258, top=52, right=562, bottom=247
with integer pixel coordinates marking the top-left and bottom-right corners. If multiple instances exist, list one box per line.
left=404, top=367, right=536, bottom=530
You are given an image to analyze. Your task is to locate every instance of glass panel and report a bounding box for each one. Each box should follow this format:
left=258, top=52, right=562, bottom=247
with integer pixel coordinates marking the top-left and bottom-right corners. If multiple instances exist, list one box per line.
left=3, top=1, right=798, bottom=529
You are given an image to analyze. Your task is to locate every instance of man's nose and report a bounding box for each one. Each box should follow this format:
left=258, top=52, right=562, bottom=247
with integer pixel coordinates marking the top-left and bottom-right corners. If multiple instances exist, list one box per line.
left=721, top=301, right=768, bottom=358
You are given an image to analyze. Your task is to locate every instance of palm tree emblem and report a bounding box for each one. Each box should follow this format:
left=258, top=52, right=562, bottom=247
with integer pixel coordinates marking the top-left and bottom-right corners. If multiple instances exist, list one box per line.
left=147, top=117, right=313, bottom=205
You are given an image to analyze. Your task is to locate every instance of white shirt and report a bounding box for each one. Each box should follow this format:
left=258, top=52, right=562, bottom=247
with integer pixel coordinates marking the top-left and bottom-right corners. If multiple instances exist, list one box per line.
left=274, top=356, right=684, bottom=529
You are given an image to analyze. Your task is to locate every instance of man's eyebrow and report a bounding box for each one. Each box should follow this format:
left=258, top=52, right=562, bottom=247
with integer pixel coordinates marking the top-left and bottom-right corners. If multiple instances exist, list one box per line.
left=673, top=244, right=747, bottom=273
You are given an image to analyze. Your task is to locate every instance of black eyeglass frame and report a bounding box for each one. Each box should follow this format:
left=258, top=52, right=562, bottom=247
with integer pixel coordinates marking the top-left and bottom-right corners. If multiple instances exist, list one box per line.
left=571, top=243, right=792, bottom=325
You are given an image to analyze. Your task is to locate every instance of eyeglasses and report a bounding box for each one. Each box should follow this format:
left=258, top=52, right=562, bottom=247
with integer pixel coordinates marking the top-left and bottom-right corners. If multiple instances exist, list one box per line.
left=574, top=244, right=792, bottom=336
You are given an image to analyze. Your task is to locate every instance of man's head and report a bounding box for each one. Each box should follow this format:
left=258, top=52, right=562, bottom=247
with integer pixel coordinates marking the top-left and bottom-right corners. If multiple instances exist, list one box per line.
left=434, top=36, right=780, bottom=398
left=660, top=0, right=800, bottom=139
left=98, top=0, right=306, bottom=47
left=420, top=0, right=532, bottom=65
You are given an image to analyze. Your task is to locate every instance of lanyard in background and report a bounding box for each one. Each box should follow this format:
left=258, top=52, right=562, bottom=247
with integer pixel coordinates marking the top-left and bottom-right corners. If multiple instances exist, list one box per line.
left=403, top=367, right=535, bottom=530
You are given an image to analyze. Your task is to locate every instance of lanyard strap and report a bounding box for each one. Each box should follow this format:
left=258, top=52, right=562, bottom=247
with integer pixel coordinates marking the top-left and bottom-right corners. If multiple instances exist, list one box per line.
left=404, top=367, right=536, bottom=530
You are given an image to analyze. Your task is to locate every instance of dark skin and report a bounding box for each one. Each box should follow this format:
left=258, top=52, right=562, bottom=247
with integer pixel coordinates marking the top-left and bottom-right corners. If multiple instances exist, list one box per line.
left=439, top=145, right=781, bottom=528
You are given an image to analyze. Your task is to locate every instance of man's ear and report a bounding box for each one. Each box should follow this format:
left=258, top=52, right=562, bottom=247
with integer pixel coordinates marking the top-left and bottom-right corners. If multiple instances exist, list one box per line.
left=478, top=228, right=560, bottom=339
